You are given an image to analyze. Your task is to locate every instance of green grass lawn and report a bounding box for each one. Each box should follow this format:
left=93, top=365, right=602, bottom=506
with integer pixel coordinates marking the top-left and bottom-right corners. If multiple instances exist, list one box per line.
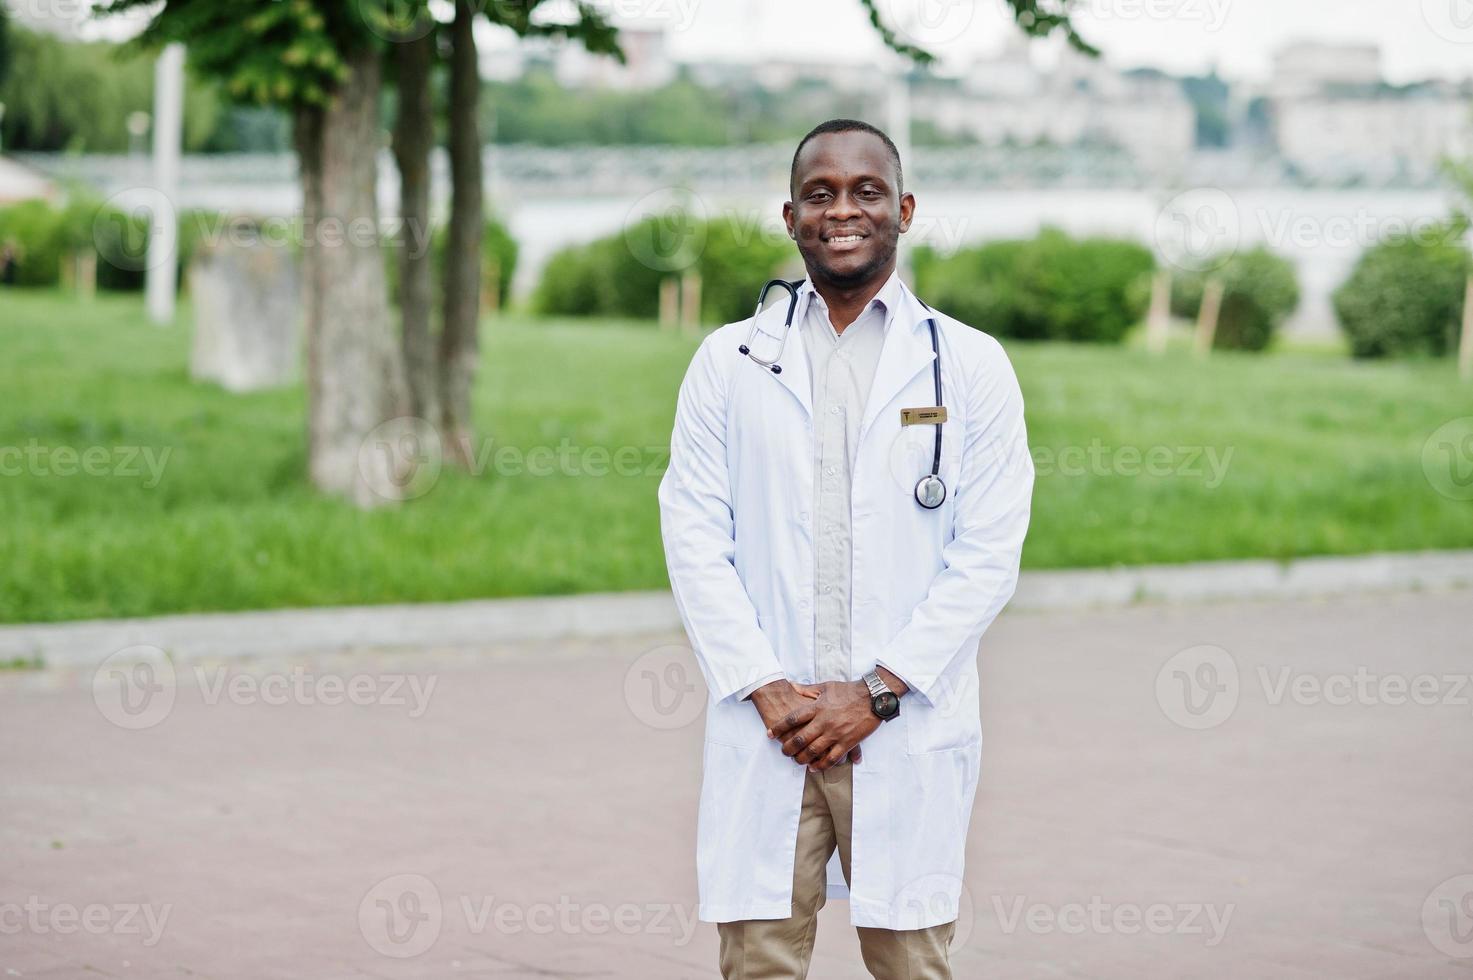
left=2, top=288, right=1470, bottom=624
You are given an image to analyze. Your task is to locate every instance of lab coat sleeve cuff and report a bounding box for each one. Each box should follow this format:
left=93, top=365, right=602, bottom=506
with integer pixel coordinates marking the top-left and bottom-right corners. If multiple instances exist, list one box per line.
left=734, top=672, right=786, bottom=703
left=873, top=656, right=936, bottom=709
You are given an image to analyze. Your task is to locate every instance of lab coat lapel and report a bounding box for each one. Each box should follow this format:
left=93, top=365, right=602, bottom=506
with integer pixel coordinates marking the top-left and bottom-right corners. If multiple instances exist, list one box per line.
left=753, top=298, right=812, bottom=419
left=860, top=289, right=935, bottom=442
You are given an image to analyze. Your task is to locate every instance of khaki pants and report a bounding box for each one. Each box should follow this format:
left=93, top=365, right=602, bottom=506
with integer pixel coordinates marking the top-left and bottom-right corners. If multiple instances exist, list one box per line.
left=717, top=762, right=956, bottom=979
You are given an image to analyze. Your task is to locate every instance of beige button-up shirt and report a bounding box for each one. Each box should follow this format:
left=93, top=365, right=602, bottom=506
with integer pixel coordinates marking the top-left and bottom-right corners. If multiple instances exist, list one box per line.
left=737, top=271, right=906, bottom=699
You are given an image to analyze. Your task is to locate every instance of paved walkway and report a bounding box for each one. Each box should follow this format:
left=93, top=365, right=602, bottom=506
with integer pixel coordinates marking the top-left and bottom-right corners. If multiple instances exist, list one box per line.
left=2, top=590, right=1470, bottom=978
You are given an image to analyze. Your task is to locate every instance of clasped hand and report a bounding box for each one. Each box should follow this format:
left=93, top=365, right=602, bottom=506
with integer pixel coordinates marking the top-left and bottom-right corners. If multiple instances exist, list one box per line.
left=752, top=679, right=880, bottom=772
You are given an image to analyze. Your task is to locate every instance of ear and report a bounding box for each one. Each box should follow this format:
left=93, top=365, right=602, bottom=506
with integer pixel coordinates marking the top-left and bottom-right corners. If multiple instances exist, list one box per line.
left=782, top=200, right=796, bottom=240
left=898, top=192, right=916, bottom=235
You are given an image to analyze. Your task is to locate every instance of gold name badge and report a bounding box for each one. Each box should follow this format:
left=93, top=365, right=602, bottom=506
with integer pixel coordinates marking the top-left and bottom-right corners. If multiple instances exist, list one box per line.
left=900, top=407, right=948, bottom=426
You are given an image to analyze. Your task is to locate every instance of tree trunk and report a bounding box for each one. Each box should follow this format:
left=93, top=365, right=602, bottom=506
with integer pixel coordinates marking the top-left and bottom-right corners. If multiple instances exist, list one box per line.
left=296, top=47, right=408, bottom=506
left=439, top=0, right=483, bottom=468
left=392, top=29, right=438, bottom=424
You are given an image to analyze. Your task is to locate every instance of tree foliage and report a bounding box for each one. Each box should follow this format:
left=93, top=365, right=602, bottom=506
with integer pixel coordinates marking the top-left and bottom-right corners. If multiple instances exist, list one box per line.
left=0, top=23, right=218, bottom=152
left=97, top=0, right=623, bottom=108
left=1334, top=230, right=1468, bottom=358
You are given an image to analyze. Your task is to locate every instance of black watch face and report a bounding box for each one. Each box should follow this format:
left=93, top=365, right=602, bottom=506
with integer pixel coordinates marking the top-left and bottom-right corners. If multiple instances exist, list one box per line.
left=873, top=691, right=900, bottom=719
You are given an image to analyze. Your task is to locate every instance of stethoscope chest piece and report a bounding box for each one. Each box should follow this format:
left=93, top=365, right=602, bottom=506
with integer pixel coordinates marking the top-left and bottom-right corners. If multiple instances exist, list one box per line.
left=914, top=473, right=947, bottom=510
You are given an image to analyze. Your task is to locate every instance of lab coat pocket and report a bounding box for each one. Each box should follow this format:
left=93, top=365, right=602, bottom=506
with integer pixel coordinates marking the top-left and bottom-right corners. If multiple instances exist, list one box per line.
left=704, top=690, right=766, bottom=749
left=904, top=664, right=981, bottom=755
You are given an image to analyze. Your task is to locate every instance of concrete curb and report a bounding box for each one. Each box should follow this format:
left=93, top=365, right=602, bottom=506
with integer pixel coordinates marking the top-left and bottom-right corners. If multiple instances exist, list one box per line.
left=4, top=549, right=1471, bottom=669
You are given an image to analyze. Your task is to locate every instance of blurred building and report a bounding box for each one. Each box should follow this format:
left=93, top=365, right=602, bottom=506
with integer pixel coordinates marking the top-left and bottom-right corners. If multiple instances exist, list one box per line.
left=914, top=40, right=1195, bottom=173
left=553, top=27, right=676, bottom=90
left=480, top=25, right=675, bottom=90
left=1262, top=42, right=1473, bottom=182
left=0, top=156, right=59, bottom=204
left=1268, top=42, right=1381, bottom=99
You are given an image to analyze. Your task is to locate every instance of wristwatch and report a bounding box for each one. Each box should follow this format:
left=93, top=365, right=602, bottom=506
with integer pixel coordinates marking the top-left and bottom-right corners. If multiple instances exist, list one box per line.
left=863, top=670, right=901, bottom=722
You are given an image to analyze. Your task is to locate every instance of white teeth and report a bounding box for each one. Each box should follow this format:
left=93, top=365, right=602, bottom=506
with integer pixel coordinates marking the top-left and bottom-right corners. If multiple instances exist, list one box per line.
left=829, top=235, right=863, bottom=243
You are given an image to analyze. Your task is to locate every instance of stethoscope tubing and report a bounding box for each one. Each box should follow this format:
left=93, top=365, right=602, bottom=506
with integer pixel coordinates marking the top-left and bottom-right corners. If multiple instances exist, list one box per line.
left=738, top=278, right=947, bottom=509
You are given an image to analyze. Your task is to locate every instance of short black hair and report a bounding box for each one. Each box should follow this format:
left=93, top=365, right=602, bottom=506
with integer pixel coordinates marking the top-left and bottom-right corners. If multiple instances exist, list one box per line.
left=789, top=118, right=903, bottom=197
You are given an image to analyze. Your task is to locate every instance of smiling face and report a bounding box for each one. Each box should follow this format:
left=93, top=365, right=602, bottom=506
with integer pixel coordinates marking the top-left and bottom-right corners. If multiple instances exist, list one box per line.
left=783, top=129, right=915, bottom=289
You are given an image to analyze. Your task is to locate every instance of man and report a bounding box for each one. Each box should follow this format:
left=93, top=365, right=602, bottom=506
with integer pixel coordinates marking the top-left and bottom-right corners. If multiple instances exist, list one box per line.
left=658, top=118, right=1034, bottom=979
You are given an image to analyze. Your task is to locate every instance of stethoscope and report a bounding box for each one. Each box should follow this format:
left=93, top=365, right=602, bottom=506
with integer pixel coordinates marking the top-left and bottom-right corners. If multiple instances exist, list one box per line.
left=739, top=278, right=948, bottom=510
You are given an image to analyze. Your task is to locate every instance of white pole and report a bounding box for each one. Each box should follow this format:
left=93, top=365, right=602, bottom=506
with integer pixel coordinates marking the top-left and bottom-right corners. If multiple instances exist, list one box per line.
left=146, top=43, right=185, bottom=326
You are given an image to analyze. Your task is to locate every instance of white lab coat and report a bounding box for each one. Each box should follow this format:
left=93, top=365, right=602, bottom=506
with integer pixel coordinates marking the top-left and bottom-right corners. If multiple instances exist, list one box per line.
left=657, top=280, right=1034, bottom=930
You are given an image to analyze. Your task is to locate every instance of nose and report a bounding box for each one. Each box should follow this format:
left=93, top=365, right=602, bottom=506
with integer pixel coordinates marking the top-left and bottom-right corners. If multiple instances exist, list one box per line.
left=826, top=190, right=862, bottom=221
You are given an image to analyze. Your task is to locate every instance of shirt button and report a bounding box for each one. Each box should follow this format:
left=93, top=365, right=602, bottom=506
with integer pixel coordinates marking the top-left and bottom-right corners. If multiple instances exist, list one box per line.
left=830, top=406, right=841, bottom=415
left=823, top=585, right=832, bottom=594
left=825, top=466, right=836, bottom=476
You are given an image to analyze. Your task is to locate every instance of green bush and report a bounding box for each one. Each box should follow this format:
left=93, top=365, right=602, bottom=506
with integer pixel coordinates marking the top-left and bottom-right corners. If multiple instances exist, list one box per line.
left=1333, top=230, right=1469, bottom=358
left=533, top=212, right=790, bottom=324
left=1171, top=247, right=1300, bottom=351
left=914, top=228, right=1155, bottom=343
left=0, top=196, right=181, bottom=292
left=0, top=199, right=66, bottom=286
